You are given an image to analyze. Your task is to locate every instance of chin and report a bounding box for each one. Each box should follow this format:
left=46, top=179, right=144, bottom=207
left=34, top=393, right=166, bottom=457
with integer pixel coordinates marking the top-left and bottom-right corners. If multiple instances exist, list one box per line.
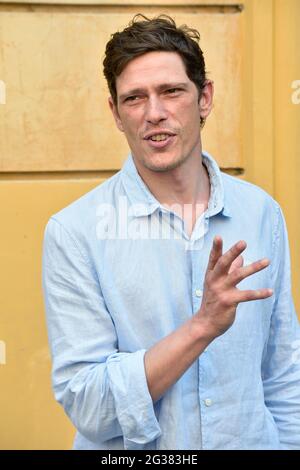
left=143, top=154, right=185, bottom=172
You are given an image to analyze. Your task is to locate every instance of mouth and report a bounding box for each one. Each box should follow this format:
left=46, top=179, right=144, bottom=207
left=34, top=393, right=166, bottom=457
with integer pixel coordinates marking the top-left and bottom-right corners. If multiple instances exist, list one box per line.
left=143, top=131, right=176, bottom=149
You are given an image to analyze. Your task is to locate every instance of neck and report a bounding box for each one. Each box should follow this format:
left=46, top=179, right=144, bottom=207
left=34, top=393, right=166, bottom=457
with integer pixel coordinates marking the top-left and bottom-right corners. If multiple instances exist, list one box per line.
left=132, top=150, right=211, bottom=236
left=134, top=152, right=210, bottom=210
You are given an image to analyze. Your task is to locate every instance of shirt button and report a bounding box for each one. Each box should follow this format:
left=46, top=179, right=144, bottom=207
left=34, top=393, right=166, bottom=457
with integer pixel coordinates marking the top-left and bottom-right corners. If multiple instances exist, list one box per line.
left=204, top=398, right=213, bottom=407
left=195, top=289, right=203, bottom=298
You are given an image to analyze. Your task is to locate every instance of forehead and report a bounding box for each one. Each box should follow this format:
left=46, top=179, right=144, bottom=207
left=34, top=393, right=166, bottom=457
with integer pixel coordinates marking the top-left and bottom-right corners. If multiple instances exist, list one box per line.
left=115, top=51, right=191, bottom=93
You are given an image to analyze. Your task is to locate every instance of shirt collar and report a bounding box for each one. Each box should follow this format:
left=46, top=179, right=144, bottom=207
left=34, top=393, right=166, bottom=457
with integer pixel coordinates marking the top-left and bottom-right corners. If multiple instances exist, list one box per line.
left=202, top=151, right=232, bottom=218
left=121, top=151, right=231, bottom=218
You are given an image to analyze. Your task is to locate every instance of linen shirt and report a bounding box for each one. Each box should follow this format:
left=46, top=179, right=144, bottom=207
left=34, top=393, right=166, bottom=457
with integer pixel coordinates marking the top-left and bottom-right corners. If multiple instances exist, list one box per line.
left=42, top=151, right=300, bottom=450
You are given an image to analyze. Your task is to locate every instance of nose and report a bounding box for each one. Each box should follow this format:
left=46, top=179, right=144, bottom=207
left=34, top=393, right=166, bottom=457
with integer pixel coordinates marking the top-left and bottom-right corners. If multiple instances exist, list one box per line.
left=144, top=95, right=168, bottom=125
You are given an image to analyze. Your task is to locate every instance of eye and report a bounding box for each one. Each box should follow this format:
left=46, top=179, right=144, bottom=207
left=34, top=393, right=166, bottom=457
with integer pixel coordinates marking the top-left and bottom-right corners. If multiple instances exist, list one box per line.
left=165, top=88, right=181, bottom=95
left=124, top=95, right=139, bottom=102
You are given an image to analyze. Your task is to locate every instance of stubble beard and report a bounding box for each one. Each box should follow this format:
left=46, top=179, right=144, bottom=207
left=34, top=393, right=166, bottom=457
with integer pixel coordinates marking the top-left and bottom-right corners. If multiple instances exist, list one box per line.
left=140, top=150, right=191, bottom=173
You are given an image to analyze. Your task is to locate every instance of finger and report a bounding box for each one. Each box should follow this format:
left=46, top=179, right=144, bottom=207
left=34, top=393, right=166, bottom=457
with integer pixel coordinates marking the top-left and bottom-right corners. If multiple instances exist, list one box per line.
left=214, top=240, right=247, bottom=277
left=235, top=288, right=273, bottom=303
left=228, top=254, right=244, bottom=274
left=206, top=236, right=223, bottom=271
left=226, top=258, right=270, bottom=287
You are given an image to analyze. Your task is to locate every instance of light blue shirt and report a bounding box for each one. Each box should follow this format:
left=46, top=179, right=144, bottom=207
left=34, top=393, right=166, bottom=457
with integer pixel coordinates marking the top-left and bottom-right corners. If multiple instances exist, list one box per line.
left=42, top=151, right=300, bottom=450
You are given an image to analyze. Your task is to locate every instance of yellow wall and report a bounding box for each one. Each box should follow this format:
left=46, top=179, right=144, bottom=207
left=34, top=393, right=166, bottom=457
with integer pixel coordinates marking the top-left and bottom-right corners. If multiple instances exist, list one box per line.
left=273, top=0, right=300, bottom=315
left=0, top=0, right=299, bottom=449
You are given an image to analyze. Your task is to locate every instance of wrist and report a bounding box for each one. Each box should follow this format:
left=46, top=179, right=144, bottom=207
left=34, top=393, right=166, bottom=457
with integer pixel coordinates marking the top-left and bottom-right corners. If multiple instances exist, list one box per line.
left=189, top=313, right=216, bottom=345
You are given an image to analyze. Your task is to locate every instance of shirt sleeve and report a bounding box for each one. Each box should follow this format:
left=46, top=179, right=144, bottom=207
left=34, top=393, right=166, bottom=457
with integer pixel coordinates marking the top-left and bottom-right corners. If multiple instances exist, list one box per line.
left=42, top=217, right=161, bottom=449
left=262, top=204, right=300, bottom=449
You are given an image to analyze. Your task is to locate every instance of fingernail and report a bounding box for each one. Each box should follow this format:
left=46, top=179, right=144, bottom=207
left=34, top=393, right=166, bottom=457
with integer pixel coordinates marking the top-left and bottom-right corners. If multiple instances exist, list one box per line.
left=237, top=240, right=246, bottom=249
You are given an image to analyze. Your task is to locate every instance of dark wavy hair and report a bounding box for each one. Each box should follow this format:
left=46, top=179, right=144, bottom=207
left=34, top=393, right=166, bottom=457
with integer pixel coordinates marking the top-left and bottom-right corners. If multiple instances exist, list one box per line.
left=103, top=14, right=207, bottom=125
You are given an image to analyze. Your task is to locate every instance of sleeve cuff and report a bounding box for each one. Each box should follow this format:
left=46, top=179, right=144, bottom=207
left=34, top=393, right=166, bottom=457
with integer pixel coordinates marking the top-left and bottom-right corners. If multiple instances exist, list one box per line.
left=106, top=349, right=162, bottom=449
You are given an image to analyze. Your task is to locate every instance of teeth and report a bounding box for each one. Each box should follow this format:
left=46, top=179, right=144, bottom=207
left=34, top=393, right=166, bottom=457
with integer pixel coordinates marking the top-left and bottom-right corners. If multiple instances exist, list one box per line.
left=150, top=134, right=169, bottom=141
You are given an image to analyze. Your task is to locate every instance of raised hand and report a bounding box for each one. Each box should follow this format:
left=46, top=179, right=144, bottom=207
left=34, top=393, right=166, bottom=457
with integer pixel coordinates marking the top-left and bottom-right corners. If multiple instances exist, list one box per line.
left=195, top=236, right=273, bottom=339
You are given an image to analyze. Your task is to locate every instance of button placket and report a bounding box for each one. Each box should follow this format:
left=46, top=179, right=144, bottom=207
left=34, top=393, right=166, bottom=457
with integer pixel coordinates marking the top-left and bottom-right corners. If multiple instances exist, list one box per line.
left=195, top=289, right=203, bottom=298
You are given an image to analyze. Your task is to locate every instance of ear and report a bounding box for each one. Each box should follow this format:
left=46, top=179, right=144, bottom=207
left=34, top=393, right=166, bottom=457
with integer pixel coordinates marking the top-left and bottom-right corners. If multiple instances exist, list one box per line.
left=198, top=80, right=214, bottom=121
left=108, top=97, right=124, bottom=132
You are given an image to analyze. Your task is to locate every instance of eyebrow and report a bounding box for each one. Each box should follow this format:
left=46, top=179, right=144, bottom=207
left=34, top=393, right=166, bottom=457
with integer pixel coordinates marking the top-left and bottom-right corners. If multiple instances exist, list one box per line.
left=119, top=82, right=189, bottom=102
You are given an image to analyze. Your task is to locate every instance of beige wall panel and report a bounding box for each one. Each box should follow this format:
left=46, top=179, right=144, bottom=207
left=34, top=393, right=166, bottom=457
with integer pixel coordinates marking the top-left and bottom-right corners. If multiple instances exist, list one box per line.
left=0, top=178, right=105, bottom=449
left=0, top=8, right=243, bottom=172
left=274, top=0, right=300, bottom=316
left=241, top=0, right=274, bottom=194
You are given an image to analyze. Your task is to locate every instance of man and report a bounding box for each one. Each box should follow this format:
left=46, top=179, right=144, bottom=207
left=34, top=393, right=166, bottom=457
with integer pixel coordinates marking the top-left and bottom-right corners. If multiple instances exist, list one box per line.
left=42, top=15, right=300, bottom=450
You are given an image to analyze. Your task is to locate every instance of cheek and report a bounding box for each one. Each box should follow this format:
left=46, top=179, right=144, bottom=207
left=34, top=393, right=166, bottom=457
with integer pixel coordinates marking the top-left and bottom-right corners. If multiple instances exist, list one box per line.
left=121, top=113, right=142, bottom=138
left=174, top=100, right=201, bottom=131
left=180, top=115, right=200, bottom=142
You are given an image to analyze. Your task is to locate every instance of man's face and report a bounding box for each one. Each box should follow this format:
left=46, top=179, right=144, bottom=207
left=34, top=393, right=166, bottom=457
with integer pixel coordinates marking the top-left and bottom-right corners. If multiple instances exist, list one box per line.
left=109, top=51, right=212, bottom=173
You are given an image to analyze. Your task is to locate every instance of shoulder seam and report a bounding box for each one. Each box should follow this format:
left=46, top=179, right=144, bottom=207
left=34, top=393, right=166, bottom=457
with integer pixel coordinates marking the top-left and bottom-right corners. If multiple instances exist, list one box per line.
left=222, top=172, right=276, bottom=202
